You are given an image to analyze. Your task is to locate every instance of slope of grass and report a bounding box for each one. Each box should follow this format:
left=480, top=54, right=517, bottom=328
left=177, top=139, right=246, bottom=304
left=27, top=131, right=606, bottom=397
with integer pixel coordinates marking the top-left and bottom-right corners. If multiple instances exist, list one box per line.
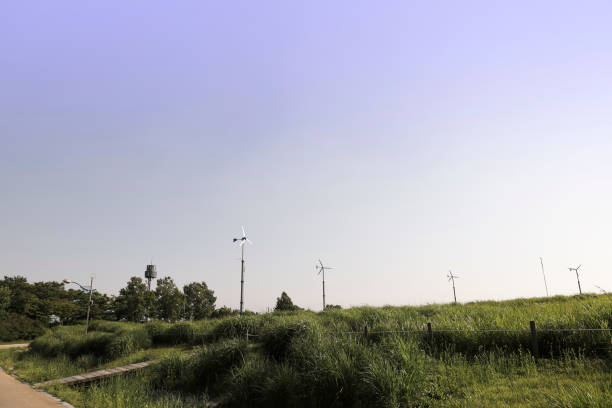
left=1, top=294, right=610, bottom=407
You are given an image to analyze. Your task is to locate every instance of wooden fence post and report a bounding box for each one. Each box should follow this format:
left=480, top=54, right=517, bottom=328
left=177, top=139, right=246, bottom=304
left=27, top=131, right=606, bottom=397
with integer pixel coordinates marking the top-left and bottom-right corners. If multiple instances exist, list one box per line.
left=530, top=320, right=538, bottom=359
left=427, top=322, right=433, bottom=349
left=246, top=328, right=249, bottom=343
left=364, top=324, right=369, bottom=340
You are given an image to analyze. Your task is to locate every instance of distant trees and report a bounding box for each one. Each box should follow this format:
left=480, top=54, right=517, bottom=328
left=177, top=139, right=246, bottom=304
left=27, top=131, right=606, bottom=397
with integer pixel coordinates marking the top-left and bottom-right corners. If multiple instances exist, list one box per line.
left=155, top=277, right=184, bottom=322
left=274, top=291, right=301, bottom=311
left=183, top=282, right=216, bottom=320
left=114, top=277, right=153, bottom=322
left=325, top=304, right=342, bottom=310
left=210, top=306, right=236, bottom=319
left=0, top=274, right=222, bottom=336
left=0, top=286, right=10, bottom=317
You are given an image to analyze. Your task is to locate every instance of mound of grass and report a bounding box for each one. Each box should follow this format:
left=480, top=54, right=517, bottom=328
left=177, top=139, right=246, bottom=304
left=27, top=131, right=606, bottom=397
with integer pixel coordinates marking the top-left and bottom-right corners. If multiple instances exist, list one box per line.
left=153, top=338, right=247, bottom=394
left=30, top=325, right=152, bottom=361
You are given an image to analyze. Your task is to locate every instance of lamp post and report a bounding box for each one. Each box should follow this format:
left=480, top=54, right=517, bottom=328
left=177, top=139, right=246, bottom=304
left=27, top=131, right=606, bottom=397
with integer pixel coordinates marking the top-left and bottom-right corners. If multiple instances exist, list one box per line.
left=63, top=276, right=95, bottom=334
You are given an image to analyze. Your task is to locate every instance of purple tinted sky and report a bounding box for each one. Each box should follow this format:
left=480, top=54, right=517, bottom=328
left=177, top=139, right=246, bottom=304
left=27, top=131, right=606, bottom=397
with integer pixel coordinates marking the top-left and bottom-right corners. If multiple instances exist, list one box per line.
left=2, top=1, right=612, bottom=310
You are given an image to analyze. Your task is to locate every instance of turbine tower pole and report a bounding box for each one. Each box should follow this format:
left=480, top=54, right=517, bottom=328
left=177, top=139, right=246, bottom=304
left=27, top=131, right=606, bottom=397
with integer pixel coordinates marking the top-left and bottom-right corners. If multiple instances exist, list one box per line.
left=322, top=267, right=326, bottom=310
left=447, top=271, right=459, bottom=304
left=569, top=265, right=582, bottom=295
left=240, top=242, right=245, bottom=315
left=540, top=257, right=549, bottom=297
left=234, top=226, right=251, bottom=316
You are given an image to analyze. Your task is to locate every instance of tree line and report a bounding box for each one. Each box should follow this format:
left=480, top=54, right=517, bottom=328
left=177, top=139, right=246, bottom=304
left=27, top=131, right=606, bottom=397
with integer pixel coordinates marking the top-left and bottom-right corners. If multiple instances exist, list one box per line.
left=0, top=275, right=216, bottom=340
left=0, top=275, right=338, bottom=340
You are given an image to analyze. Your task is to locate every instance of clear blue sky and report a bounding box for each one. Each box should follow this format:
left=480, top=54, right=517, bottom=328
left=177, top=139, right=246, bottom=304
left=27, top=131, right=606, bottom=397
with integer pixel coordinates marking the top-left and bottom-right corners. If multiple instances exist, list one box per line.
left=2, top=1, right=612, bottom=311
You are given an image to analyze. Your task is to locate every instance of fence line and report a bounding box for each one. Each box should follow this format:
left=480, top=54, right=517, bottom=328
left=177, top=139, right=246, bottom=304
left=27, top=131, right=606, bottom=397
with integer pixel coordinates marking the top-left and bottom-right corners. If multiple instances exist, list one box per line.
left=244, top=321, right=611, bottom=358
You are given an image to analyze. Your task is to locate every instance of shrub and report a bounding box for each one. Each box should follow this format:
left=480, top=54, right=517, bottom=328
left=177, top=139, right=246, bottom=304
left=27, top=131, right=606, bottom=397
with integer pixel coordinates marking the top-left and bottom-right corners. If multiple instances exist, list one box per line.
left=153, top=339, right=247, bottom=394
left=261, top=321, right=312, bottom=361
left=0, top=313, right=45, bottom=341
left=211, top=315, right=263, bottom=340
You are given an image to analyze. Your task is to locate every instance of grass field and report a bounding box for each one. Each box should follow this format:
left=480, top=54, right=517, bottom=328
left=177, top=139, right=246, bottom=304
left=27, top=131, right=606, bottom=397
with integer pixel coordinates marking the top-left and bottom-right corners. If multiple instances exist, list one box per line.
left=0, top=293, right=610, bottom=407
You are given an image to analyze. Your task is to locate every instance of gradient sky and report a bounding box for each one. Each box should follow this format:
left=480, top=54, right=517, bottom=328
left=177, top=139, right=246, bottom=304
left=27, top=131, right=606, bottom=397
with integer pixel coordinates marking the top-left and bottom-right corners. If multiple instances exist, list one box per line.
left=2, top=1, right=612, bottom=311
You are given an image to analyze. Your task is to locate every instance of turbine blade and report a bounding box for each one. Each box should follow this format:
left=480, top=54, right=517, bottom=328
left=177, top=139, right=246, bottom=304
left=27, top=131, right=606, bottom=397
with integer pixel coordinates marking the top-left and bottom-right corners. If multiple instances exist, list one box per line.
left=246, top=238, right=252, bottom=244
left=319, top=259, right=323, bottom=267
left=242, top=225, right=246, bottom=237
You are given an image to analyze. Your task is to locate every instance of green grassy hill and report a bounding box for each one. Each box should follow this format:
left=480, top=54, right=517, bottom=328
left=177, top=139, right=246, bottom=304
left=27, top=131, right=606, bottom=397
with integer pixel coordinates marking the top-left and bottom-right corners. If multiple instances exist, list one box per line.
left=1, top=293, right=610, bottom=407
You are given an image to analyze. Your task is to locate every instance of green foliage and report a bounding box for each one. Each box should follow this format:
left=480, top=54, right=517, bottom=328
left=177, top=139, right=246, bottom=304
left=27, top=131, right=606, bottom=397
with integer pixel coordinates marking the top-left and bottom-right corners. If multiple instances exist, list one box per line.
left=0, top=313, right=46, bottom=341
left=183, top=282, right=216, bottom=320
left=1, top=294, right=610, bottom=407
left=155, top=277, right=184, bottom=322
left=153, top=339, right=247, bottom=393
left=261, top=320, right=312, bottom=361
left=0, top=275, right=113, bottom=327
left=210, top=306, right=237, bottom=319
left=274, top=291, right=300, bottom=312
left=211, top=315, right=264, bottom=340
left=0, top=286, right=11, bottom=316
left=114, top=277, right=154, bottom=322
left=162, top=322, right=196, bottom=345
left=30, top=325, right=152, bottom=361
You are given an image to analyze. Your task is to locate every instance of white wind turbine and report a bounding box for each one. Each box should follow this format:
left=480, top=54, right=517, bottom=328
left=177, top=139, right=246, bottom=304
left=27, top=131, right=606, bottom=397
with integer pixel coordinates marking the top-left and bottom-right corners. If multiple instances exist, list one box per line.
left=316, top=260, right=333, bottom=310
left=447, top=270, right=459, bottom=304
left=233, top=226, right=252, bottom=314
left=569, top=264, right=582, bottom=294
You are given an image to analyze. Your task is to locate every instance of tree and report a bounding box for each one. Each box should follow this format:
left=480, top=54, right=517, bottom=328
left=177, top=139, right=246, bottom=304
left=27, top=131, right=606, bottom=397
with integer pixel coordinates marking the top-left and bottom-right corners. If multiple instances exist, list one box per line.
left=183, top=282, right=216, bottom=320
left=211, top=306, right=237, bottom=319
left=155, top=277, right=184, bottom=322
left=114, top=277, right=153, bottom=322
left=0, top=287, right=10, bottom=317
left=274, top=291, right=300, bottom=311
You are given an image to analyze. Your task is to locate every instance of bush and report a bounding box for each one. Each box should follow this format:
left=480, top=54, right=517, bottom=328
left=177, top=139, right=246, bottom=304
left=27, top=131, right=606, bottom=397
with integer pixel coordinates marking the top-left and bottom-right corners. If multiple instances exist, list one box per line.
left=0, top=313, right=45, bottom=341
left=261, top=321, right=312, bottom=361
left=211, top=315, right=263, bottom=340
left=30, top=326, right=152, bottom=360
left=153, top=339, right=247, bottom=394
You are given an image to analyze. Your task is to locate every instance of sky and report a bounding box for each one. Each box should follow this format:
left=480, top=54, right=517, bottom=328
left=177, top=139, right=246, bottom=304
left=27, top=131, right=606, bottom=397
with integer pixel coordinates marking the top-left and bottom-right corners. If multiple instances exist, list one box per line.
left=2, top=1, right=612, bottom=312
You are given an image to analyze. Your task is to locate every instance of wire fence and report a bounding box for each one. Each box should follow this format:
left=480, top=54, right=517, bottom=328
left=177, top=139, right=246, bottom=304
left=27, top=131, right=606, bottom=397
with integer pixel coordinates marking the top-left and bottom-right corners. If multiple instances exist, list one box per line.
left=244, top=322, right=612, bottom=357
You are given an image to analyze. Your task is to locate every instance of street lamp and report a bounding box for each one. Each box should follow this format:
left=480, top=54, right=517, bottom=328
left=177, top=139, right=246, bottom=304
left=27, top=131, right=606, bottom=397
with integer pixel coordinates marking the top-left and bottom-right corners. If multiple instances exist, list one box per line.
left=63, top=276, right=95, bottom=334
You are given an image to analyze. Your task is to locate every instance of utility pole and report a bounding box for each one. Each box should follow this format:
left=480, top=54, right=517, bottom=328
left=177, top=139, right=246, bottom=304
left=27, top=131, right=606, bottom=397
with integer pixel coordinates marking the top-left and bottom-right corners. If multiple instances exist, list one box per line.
left=63, top=278, right=95, bottom=335
left=540, top=257, right=549, bottom=297
left=85, top=276, right=94, bottom=334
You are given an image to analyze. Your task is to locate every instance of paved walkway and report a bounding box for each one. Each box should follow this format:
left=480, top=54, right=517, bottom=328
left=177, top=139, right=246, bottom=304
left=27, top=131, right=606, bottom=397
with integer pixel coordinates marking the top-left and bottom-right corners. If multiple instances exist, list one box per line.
left=0, top=343, right=30, bottom=350
left=0, top=369, right=69, bottom=408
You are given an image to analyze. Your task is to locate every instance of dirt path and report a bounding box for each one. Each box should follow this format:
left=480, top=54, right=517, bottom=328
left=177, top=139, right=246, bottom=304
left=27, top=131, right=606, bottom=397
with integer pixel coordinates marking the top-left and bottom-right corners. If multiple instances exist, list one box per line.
left=0, top=369, right=69, bottom=407
left=0, top=343, right=30, bottom=349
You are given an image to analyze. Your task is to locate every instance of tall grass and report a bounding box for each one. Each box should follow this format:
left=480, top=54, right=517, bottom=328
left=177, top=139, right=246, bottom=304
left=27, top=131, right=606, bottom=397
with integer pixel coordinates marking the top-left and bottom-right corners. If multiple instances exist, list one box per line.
left=8, top=294, right=611, bottom=407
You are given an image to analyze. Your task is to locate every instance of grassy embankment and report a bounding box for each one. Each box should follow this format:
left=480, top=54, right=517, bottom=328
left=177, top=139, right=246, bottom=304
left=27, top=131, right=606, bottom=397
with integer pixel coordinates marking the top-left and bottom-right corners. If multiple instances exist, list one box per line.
left=0, top=294, right=610, bottom=407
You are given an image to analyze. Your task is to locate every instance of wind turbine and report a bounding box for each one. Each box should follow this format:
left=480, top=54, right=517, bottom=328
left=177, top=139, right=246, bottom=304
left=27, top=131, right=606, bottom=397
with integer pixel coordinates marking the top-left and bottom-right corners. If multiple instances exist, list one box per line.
left=540, top=257, right=549, bottom=297
left=233, top=226, right=252, bottom=315
left=568, top=264, right=582, bottom=294
left=447, top=270, right=459, bottom=304
left=316, top=260, right=332, bottom=310
left=594, top=285, right=607, bottom=294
